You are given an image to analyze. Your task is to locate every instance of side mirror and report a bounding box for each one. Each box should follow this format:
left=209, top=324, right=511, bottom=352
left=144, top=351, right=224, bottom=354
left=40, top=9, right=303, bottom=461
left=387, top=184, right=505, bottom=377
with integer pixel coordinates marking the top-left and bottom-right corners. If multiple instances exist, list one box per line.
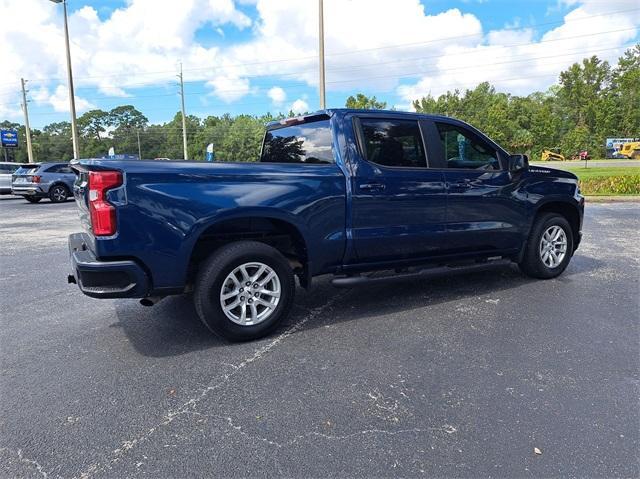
left=509, top=154, right=529, bottom=173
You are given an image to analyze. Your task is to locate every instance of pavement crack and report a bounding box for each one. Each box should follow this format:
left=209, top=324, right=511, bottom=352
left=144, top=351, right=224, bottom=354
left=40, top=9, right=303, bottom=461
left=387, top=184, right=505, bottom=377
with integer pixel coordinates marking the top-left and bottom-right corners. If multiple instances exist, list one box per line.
left=290, top=424, right=457, bottom=443
left=75, top=291, right=348, bottom=478
left=0, top=447, right=50, bottom=478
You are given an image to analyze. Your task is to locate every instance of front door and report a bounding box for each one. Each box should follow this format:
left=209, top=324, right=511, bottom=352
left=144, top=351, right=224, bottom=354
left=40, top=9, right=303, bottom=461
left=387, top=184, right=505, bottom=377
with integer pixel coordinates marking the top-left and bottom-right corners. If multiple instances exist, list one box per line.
left=427, top=120, right=526, bottom=254
left=348, top=115, right=447, bottom=264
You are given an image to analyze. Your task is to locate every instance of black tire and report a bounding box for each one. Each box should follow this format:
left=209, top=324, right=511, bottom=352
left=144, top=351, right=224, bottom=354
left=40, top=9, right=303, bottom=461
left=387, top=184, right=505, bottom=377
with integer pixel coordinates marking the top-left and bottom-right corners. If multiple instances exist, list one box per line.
left=193, top=241, right=296, bottom=341
left=49, top=184, right=69, bottom=203
left=519, top=213, right=573, bottom=279
left=24, top=196, right=42, bottom=203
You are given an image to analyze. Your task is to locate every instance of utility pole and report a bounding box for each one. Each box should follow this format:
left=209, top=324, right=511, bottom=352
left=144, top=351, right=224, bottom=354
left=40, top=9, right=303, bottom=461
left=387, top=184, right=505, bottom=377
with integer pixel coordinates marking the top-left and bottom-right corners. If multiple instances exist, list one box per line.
left=20, top=78, right=34, bottom=163
left=178, top=63, right=188, bottom=160
left=318, top=0, right=326, bottom=109
left=136, top=130, right=142, bottom=160
left=51, top=0, right=80, bottom=159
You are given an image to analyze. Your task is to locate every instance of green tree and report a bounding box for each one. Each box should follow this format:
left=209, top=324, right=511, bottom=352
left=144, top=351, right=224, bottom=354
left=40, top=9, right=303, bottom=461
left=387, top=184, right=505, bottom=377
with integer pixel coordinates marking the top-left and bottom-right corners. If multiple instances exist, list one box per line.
left=345, top=93, right=387, bottom=109
left=108, top=105, right=149, bottom=156
left=3, top=50, right=635, bottom=163
left=610, top=44, right=640, bottom=137
left=558, top=56, right=611, bottom=132
left=78, top=109, right=110, bottom=140
left=108, top=105, right=148, bottom=131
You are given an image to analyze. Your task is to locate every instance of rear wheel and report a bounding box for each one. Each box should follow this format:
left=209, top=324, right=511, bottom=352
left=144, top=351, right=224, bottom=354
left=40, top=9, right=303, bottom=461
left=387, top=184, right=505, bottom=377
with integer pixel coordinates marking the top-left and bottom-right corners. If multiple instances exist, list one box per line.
left=24, top=196, right=42, bottom=203
left=193, top=241, right=296, bottom=341
left=519, top=213, right=573, bottom=279
left=49, top=184, right=69, bottom=203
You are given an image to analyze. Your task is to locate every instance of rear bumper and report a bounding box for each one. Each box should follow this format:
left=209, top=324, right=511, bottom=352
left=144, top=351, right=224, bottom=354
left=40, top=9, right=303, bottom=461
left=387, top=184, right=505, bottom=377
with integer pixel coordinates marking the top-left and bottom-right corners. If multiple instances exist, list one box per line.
left=12, top=186, right=45, bottom=197
left=68, top=232, right=150, bottom=298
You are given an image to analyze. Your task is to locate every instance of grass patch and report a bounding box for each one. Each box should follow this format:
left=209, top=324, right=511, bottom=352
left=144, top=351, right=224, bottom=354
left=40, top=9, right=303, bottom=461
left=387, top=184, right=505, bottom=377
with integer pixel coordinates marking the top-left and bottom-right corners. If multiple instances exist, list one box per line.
left=551, top=166, right=640, bottom=195
left=558, top=166, right=640, bottom=180
left=579, top=176, right=640, bottom=195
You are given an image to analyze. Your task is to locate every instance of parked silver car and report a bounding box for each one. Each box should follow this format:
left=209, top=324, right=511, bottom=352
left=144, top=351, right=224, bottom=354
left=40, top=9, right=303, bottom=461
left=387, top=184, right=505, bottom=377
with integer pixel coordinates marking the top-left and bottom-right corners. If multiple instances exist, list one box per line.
left=0, top=162, right=21, bottom=194
left=12, top=162, right=76, bottom=203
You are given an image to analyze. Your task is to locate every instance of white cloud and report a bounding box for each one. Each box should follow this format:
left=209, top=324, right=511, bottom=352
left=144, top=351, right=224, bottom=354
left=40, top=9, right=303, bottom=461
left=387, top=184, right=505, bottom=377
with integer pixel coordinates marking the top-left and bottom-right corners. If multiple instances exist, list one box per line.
left=267, top=86, right=286, bottom=105
left=48, top=85, right=95, bottom=113
left=289, top=98, right=309, bottom=114
left=28, top=84, right=94, bottom=114
left=0, top=0, right=638, bottom=120
left=0, top=0, right=252, bottom=109
left=397, top=0, right=640, bottom=103
left=206, top=75, right=251, bottom=103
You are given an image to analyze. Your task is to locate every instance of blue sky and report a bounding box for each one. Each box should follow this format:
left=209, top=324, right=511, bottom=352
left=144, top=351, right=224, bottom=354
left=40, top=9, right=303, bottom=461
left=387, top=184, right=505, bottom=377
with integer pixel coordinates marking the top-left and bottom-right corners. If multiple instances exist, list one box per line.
left=1, top=0, right=638, bottom=129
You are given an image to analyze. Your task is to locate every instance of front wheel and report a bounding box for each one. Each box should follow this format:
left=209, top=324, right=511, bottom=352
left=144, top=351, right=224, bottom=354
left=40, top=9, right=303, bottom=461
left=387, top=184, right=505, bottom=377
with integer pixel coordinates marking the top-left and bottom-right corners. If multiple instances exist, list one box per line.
left=49, top=184, right=69, bottom=203
left=519, top=213, right=573, bottom=279
left=193, top=241, right=296, bottom=341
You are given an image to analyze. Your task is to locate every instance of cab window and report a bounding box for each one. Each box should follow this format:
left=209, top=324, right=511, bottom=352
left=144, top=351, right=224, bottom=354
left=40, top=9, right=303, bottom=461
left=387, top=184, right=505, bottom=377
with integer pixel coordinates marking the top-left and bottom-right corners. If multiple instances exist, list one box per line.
left=261, top=119, right=333, bottom=164
left=436, top=123, right=500, bottom=170
left=359, top=118, right=426, bottom=168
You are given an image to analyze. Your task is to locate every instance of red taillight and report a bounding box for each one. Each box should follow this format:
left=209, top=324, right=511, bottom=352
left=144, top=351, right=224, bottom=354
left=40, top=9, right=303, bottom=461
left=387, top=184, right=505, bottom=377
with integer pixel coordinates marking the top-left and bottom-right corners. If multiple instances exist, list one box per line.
left=88, top=170, right=122, bottom=236
left=29, top=175, right=41, bottom=183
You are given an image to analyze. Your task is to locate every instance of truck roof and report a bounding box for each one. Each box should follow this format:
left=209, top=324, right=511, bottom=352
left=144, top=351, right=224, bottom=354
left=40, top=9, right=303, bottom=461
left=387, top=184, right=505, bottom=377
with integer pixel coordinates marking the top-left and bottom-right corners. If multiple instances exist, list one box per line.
left=265, top=108, right=457, bottom=129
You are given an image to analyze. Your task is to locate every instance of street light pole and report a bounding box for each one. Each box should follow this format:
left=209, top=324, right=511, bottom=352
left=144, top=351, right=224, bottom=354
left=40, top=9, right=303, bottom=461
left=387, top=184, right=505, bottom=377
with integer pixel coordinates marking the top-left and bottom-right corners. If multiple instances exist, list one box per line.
left=137, top=130, right=142, bottom=160
left=51, top=0, right=80, bottom=159
left=21, top=78, right=34, bottom=163
left=178, top=63, right=188, bottom=160
left=318, top=0, right=326, bottom=109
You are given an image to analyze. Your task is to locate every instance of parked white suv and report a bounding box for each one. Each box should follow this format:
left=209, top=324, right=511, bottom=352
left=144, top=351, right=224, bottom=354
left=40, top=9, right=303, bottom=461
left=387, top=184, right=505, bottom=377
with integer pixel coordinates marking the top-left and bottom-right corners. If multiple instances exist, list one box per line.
left=0, top=162, right=21, bottom=195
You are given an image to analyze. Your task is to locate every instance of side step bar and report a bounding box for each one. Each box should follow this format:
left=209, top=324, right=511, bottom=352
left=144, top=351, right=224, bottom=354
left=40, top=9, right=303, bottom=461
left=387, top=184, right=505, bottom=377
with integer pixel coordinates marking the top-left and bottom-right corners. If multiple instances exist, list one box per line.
left=331, top=259, right=511, bottom=288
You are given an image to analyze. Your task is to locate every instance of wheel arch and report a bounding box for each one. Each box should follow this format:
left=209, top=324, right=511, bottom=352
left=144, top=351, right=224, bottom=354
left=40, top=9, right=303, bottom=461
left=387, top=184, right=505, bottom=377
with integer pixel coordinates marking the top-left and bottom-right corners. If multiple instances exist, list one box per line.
left=49, top=181, right=71, bottom=191
left=184, top=210, right=311, bottom=288
left=532, top=200, right=581, bottom=247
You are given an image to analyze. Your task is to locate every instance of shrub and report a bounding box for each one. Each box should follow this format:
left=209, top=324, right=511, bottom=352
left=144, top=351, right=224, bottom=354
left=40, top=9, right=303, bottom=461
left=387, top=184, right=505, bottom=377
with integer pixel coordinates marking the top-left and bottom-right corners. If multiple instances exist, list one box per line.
left=579, top=175, right=640, bottom=195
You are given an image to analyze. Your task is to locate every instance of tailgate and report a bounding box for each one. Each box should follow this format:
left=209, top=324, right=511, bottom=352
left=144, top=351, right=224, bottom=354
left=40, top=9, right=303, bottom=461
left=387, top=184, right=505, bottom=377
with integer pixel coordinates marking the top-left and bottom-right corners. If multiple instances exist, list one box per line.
left=12, top=165, right=40, bottom=185
left=72, top=167, right=92, bottom=232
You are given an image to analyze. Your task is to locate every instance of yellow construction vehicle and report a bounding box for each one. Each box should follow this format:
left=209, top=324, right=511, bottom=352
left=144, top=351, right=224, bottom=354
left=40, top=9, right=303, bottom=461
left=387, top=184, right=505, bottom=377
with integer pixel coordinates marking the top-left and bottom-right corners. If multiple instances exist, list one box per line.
left=540, top=148, right=565, bottom=161
left=619, top=141, right=640, bottom=159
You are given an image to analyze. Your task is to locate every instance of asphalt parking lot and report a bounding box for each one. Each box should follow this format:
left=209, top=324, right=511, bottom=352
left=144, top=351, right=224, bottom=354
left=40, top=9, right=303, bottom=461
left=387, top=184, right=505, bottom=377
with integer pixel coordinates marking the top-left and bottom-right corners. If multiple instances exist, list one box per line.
left=1, top=196, right=638, bottom=478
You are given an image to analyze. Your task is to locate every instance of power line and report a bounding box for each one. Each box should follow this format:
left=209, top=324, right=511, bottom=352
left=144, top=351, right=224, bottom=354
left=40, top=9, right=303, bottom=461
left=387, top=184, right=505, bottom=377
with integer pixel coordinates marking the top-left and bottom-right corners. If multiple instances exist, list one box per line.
left=49, top=44, right=640, bottom=108
left=2, top=7, right=637, bottom=90
left=1, top=39, right=629, bottom=108
left=70, top=26, right=640, bottom=92
left=16, top=69, right=569, bottom=122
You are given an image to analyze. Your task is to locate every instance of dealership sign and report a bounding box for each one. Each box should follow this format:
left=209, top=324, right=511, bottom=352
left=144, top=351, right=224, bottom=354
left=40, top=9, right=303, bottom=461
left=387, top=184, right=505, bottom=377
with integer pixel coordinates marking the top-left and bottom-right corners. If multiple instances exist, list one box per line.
left=0, top=129, right=19, bottom=148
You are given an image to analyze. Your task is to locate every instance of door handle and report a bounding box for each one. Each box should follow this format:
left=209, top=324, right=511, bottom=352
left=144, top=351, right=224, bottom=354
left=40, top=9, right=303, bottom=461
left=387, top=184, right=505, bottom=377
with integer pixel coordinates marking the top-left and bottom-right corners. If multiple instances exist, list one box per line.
left=359, top=183, right=386, bottom=191
left=448, top=180, right=470, bottom=188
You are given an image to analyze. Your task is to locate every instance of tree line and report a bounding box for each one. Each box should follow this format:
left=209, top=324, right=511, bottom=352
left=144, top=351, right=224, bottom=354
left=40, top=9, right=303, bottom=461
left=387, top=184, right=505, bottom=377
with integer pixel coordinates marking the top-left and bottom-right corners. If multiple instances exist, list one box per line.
left=1, top=44, right=638, bottom=163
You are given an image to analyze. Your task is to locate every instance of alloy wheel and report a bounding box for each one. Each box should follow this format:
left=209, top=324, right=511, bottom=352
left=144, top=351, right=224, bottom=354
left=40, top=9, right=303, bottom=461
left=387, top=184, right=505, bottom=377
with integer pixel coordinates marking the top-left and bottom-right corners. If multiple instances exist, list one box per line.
left=539, top=225, right=567, bottom=268
left=219, top=262, right=281, bottom=326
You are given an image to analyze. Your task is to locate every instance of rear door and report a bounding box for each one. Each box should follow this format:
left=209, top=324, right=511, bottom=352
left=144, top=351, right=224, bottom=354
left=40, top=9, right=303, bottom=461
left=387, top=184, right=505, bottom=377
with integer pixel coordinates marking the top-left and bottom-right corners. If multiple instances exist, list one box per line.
left=425, top=119, right=526, bottom=254
left=348, top=114, right=447, bottom=263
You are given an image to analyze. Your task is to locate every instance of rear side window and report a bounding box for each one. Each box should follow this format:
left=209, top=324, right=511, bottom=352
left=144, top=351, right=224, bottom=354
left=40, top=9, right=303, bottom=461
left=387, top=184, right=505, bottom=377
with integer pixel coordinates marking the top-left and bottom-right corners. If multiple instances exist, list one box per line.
left=45, top=165, right=72, bottom=173
left=261, top=120, right=333, bottom=164
left=359, top=118, right=426, bottom=168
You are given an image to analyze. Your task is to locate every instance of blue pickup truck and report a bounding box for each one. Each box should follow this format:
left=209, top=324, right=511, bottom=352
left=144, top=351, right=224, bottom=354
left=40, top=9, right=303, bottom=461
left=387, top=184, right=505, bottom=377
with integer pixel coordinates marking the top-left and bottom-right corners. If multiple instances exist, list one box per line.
left=68, top=109, right=583, bottom=341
